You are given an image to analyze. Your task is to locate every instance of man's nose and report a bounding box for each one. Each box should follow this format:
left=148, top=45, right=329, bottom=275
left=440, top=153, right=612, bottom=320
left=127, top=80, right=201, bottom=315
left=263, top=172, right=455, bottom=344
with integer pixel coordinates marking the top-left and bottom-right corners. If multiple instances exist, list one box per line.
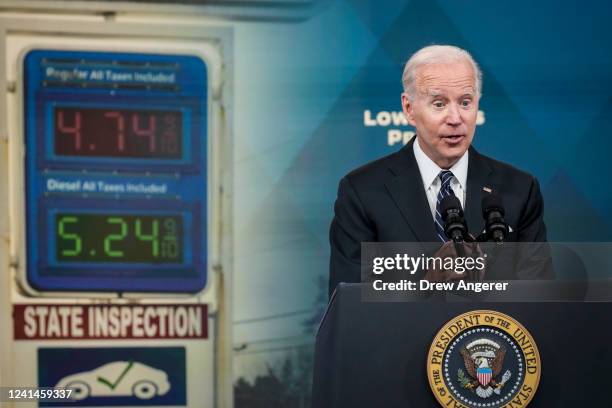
left=446, top=103, right=462, bottom=126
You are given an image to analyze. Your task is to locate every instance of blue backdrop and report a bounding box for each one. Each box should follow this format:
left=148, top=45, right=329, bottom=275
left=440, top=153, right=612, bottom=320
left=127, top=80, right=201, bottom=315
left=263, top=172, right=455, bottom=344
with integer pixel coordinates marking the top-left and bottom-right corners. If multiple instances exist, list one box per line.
left=232, top=0, right=612, bottom=376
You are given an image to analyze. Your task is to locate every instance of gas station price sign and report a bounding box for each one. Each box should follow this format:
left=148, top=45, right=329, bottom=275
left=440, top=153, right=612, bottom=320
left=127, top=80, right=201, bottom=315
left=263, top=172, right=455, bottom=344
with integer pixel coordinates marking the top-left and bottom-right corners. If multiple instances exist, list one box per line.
left=23, top=50, right=208, bottom=293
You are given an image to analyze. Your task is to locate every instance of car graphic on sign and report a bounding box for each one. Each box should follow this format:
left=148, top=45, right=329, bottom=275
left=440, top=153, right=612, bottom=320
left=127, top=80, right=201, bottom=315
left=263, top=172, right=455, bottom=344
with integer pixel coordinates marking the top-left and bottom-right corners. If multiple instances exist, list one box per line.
left=54, top=360, right=171, bottom=400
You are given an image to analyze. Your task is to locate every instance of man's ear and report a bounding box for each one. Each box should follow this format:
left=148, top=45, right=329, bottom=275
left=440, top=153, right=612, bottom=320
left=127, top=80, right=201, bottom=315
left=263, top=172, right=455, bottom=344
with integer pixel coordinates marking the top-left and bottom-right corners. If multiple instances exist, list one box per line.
left=401, top=93, right=417, bottom=127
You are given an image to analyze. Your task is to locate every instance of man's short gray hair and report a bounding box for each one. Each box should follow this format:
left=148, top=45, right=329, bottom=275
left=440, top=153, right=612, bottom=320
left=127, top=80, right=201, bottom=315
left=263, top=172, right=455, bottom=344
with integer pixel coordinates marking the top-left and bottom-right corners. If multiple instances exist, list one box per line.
left=401, top=45, right=482, bottom=100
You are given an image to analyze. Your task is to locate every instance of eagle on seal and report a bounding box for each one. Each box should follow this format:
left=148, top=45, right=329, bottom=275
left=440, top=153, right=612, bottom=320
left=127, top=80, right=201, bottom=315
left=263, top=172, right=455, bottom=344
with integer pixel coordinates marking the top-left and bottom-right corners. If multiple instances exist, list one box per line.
left=459, top=338, right=511, bottom=398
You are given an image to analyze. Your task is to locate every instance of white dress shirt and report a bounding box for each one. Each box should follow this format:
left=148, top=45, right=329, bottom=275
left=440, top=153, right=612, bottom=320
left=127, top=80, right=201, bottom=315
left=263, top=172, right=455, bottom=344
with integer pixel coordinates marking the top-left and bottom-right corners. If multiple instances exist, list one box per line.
left=413, top=137, right=469, bottom=220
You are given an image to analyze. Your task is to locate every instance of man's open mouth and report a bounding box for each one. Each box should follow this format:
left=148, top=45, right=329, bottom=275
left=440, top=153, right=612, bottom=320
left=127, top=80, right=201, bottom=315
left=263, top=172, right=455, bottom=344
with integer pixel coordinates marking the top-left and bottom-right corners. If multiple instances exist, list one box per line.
left=442, top=134, right=465, bottom=143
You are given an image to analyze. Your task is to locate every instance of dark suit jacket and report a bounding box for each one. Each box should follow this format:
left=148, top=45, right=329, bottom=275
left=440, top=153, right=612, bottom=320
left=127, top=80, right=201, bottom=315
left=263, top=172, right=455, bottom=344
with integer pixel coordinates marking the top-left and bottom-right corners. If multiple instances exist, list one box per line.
left=329, top=137, right=551, bottom=296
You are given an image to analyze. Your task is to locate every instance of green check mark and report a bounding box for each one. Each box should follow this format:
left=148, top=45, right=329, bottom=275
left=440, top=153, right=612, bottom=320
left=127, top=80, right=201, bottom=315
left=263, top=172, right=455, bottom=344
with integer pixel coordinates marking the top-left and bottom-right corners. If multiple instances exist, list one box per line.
left=97, top=360, right=134, bottom=390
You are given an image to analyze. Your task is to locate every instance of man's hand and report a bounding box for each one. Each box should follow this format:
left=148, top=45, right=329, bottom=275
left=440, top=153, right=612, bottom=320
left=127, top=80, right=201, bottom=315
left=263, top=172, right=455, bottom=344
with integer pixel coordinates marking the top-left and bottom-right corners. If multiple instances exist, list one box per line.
left=423, top=240, right=486, bottom=282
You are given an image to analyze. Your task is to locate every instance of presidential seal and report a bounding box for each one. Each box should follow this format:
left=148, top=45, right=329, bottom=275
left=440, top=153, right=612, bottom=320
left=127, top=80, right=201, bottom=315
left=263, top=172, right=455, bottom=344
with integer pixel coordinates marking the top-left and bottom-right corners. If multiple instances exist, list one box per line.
left=427, top=310, right=540, bottom=408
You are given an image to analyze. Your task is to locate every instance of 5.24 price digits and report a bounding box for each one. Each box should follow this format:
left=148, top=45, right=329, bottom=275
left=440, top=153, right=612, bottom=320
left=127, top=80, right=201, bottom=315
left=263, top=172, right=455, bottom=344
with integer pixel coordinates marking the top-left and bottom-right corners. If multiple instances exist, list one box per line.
left=56, top=214, right=183, bottom=263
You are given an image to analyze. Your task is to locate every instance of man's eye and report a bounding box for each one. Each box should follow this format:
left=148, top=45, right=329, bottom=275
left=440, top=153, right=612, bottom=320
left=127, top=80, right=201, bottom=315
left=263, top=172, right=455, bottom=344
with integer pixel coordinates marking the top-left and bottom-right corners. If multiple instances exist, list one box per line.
left=433, top=101, right=445, bottom=108
left=460, top=99, right=472, bottom=107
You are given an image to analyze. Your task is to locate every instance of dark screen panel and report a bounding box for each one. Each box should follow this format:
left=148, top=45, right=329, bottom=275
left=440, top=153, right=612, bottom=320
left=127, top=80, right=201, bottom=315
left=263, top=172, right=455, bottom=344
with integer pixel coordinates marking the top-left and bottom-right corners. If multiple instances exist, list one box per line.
left=56, top=213, right=183, bottom=263
left=54, top=107, right=182, bottom=159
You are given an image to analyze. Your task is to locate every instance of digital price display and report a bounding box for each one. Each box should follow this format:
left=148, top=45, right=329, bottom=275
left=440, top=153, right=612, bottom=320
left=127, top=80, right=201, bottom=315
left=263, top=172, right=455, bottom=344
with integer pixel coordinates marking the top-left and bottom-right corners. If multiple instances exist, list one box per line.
left=55, top=108, right=182, bottom=158
left=23, top=50, right=208, bottom=293
left=56, top=214, right=183, bottom=263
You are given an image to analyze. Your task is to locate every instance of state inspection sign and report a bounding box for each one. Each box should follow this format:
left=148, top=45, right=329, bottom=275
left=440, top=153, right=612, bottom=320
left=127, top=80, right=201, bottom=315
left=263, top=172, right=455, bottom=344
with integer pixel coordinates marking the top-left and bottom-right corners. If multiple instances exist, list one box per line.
left=13, top=304, right=207, bottom=340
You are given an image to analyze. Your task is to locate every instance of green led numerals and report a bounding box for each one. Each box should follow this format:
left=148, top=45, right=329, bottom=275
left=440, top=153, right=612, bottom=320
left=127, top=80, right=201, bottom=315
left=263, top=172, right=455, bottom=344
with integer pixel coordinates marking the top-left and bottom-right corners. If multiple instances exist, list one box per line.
left=56, top=213, right=182, bottom=263
left=104, top=217, right=127, bottom=257
left=58, top=216, right=82, bottom=256
left=135, top=219, right=159, bottom=257
left=161, top=218, right=179, bottom=258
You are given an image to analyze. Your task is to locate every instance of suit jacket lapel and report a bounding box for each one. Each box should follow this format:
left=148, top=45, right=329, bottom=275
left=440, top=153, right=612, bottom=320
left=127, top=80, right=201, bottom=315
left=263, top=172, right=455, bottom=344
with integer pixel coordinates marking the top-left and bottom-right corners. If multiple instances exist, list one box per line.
left=384, top=139, right=439, bottom=242
left=465, top=147, right=493, bottom=238
left=383, top=140, right=493, bottom=242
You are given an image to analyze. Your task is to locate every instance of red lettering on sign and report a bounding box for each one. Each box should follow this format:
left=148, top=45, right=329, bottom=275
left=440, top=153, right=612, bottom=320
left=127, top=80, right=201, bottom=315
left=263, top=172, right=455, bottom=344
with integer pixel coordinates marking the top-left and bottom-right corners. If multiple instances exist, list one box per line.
left=13, top=304, right=208, bottom=340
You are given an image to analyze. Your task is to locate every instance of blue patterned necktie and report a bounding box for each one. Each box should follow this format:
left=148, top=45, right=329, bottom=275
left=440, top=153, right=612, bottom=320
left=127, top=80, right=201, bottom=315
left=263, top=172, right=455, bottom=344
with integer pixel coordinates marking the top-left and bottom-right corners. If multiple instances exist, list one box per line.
left=435, top=170, right=456, bottom=242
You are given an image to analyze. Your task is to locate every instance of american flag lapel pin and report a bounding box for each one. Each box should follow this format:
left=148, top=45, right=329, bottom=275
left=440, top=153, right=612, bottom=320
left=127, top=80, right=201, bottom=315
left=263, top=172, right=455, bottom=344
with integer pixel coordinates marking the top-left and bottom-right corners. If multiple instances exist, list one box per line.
left=482, top=186, right=492, bottom=193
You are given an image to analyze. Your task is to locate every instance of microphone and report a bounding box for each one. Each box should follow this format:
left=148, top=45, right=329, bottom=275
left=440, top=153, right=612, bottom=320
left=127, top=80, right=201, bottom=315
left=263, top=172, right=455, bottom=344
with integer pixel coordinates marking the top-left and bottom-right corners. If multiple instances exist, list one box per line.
left=440, top=195, right=468, bottom=243
left=481, top=193, right=509, bottom=243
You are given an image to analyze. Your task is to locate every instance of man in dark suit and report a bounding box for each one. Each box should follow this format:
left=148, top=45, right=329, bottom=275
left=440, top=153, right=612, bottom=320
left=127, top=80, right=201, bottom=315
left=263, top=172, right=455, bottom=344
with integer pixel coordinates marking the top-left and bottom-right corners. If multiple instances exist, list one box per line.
left=329, top=45, right=550, bottom=296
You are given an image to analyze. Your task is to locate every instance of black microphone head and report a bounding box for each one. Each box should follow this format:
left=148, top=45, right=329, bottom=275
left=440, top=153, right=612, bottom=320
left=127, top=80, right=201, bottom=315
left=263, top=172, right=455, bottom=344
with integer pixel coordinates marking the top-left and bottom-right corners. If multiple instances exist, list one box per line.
left=482, top=193, right=508, bottom=243
left=482, top=193, right=505, bottom=218
left=440, top=195, right=467, bottom=242
left=440, top=195, right=463, bottom=221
